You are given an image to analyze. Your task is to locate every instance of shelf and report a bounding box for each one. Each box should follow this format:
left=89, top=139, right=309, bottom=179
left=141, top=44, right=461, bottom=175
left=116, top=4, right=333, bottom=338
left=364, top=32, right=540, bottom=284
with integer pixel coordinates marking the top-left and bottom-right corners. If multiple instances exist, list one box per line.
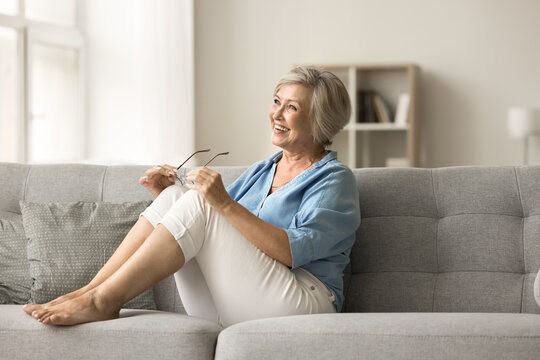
left=330, top=63, right=419, bottom=168
left=345, top=123, right=409, bottom=131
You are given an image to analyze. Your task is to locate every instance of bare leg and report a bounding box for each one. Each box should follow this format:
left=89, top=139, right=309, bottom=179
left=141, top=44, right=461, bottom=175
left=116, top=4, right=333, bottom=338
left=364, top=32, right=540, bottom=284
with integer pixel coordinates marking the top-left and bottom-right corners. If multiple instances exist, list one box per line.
left=33, top=224, right=184, bottom=325
left=23, top=216, right=154, bottom=315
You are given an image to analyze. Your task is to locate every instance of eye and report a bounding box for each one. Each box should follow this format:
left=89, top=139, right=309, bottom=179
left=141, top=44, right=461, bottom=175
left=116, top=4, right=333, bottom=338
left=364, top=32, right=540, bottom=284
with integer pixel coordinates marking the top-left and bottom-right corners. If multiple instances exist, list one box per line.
left=288, top=104, right=297, bottom=111
left=273, top=98, right=280, bottom=105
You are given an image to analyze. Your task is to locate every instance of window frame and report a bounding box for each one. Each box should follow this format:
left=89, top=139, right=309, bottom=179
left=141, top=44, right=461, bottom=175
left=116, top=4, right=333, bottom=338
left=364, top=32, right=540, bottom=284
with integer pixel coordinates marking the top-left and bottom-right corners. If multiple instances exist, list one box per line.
left=0, top=0, right=84, bottom=163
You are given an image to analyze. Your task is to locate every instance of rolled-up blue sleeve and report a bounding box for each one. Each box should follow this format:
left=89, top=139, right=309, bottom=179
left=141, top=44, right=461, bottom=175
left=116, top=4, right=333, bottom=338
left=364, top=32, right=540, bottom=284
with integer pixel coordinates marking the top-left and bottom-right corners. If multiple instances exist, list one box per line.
left=285, top=168, right=360, bottom=269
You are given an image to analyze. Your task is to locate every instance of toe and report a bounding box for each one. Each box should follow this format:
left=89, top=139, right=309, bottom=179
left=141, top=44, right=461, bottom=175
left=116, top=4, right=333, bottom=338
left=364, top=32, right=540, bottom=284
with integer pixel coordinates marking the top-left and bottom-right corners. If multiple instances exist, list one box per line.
left=48, top=314, right=61, bottom=325
left=35, top=309, right=51, bottom=323
left=23, top=304, right=35, bottom=315
left=24, top=303, right=42, bottom=315
left=41, top=315, right=52, bottom=325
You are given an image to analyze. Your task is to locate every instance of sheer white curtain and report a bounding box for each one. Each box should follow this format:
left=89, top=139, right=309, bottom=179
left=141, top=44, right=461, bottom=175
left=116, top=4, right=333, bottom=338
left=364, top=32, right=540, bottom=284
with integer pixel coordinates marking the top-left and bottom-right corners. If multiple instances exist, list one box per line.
left=137, top=0, right=195, bottom=165
left=28, top=44, right=81, bottom=163
left=84, top=0, right=194, bottom=165
left=0, top=27, right=17, bottom=162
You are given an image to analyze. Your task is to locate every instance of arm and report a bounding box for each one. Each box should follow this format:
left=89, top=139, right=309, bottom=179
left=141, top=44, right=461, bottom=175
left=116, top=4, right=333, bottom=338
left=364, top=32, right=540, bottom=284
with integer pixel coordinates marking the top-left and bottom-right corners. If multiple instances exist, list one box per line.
left=220, top=201, right=292, bottom=267
left=187, top=167, right=293, bottom=267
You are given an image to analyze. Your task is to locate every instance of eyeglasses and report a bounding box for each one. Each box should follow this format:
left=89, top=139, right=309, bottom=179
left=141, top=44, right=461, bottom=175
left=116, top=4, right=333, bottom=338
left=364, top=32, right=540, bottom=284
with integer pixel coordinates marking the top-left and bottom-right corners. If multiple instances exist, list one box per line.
left=175, top=149, right=229, bottom=185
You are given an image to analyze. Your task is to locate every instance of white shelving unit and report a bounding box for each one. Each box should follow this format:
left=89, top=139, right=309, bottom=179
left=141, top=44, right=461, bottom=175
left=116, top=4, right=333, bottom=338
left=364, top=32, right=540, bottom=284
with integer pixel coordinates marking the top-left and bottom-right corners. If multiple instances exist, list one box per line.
left=323, top=63, right=420, bottom=168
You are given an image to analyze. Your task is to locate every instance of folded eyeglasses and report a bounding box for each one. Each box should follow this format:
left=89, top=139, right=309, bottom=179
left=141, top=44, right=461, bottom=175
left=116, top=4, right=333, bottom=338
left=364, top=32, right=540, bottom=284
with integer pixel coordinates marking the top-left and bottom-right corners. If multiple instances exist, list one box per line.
left=175, top=149, right=229, bottom=185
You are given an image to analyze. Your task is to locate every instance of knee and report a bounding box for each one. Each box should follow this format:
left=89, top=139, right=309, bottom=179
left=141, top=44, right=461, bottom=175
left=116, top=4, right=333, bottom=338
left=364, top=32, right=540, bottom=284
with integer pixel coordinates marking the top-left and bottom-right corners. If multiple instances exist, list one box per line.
left=158, top=183, right=188, bottom=203
left=180, top=189, right=206, bottom=208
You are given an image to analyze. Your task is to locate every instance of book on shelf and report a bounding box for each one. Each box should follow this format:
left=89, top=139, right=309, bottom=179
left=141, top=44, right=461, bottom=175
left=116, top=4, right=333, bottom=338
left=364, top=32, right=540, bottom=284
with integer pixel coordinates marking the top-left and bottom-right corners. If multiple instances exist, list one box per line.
left=373, top=94, right=392, bottom=123
left=356, top=91, right=375, bottom=123
left=394, top=93, right=410, bottom=126
left=357, top=90, right=393, bottom=124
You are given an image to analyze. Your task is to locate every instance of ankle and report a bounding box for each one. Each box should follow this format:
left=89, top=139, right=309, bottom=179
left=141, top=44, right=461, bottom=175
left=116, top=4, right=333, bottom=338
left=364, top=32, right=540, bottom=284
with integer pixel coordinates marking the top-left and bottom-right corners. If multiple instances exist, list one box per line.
left=90, top=287, right=123, bottom=314
left=82, top=283, right=96, bottom=293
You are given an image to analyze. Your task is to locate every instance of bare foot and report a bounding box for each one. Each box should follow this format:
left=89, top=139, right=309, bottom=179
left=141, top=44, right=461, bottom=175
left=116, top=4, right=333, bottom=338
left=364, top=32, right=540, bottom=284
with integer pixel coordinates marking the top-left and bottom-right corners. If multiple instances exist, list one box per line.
left=23, top=286, right=91, bottom=316
left=31, top=289, right=120, bottom=326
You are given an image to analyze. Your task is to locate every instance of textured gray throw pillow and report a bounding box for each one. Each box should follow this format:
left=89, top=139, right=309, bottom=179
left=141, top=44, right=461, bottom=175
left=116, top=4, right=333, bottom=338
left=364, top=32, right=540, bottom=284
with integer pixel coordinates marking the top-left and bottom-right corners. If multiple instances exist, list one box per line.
left=0, top=219, right=31, bottom=304
left=20, top=201, right=156, bottom=310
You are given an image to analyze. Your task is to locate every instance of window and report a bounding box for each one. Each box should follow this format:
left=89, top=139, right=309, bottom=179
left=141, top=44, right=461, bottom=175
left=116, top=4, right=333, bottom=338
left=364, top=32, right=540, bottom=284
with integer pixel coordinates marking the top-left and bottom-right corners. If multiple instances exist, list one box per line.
left=0, top=0, right=18, bottom=16
left=0, top=26, right=17, bottom=161
left=0, top=0, right=84, bottom=163
left=26, top=0, right=76, bottom=26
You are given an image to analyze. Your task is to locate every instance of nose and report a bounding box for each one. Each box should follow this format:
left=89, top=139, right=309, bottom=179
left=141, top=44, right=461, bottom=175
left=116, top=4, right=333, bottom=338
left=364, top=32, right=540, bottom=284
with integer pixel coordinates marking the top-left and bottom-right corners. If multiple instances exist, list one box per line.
left=272, top=103, right=284, bottom=120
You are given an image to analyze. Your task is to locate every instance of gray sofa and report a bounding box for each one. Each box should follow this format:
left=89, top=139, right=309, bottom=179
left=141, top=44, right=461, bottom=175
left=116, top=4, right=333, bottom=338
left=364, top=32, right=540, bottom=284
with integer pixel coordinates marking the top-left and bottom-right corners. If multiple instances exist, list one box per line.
left=1, top=162, right=540, bottom=360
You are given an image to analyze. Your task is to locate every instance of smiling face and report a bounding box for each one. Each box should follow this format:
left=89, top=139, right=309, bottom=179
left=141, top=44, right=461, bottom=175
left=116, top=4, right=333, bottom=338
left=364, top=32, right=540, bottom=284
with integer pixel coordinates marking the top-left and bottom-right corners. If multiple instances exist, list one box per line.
left=269, top=84, right=316, bottom=154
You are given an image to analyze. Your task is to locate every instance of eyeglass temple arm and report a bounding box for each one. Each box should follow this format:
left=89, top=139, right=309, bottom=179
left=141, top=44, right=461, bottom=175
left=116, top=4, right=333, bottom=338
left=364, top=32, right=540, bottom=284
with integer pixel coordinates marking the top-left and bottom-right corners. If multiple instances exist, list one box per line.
left=176, top=149, right=211, bottom=170
left=203, top=152, right=230, bottom=167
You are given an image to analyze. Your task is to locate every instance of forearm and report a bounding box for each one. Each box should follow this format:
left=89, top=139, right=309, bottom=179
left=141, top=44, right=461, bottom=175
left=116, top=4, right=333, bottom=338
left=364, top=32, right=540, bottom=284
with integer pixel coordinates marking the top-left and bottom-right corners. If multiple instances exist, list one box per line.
left=219, top=201, right=293, bottom=267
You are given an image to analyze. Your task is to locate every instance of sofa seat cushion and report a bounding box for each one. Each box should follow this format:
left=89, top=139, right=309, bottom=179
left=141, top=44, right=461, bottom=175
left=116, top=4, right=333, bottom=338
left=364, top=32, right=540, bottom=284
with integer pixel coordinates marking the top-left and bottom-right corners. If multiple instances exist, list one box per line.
left=215, top=312, right=540, bottom=360
left=0, top=305, right=222, bottom=360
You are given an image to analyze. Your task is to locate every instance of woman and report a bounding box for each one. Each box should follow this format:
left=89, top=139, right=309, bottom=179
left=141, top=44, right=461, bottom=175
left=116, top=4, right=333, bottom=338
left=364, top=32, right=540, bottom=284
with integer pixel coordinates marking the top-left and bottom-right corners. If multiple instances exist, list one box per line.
left=22, top=66, right=360, bottom=327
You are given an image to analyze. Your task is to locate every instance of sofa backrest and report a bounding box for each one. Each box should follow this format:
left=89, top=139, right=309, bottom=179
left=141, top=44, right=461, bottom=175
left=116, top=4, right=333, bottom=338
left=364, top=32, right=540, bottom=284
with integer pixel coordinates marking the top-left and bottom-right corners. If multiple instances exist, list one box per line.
left=0, top=162, right=246, bottom=313
left=343, top=166, right=540, bottom=315
left=2, top=163, right=539, bottom=314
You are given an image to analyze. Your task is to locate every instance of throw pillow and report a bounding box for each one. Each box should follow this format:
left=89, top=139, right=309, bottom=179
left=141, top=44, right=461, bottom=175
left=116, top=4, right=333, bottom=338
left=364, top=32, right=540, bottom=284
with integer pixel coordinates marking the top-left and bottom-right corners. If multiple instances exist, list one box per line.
left=20, top=200, right=156, bottom=310
left=0, top=219, right=31, bottom=304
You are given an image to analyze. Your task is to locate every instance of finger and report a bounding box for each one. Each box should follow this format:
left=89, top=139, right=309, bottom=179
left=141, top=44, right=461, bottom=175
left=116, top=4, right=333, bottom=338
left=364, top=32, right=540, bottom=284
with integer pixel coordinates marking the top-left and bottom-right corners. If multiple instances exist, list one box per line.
left=198, top=168, right=222, bottom=186
left=187, top=183, right=200, bottom=192
left=191, top=167, right=218, bottom=180
left=161, top=164, right=176, bottom=172
left=157, top=165, right=177, bottom=178
left=145, top=166, right=161, bottom=177
left=187, top=170, right=211, bottom=184
left=197, top=166, right=218, bottom=177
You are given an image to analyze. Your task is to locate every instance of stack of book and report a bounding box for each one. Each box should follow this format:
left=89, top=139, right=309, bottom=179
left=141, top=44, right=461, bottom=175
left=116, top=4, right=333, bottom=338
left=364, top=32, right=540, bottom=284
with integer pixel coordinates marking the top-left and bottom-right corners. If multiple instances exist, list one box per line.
left=356, top=91, right=410, bottom=125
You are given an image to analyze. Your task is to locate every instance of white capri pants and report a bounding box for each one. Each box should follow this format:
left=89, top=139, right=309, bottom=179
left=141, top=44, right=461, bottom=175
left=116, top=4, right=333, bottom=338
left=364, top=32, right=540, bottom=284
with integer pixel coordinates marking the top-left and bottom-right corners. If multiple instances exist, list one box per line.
left=140, top=182, right=336, bottom=327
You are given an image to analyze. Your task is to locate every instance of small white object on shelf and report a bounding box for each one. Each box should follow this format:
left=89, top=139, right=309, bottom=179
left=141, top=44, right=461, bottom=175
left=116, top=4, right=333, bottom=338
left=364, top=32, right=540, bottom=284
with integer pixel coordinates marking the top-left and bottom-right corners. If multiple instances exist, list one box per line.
left=385, top=157, right=410, bottom=167
left=394, top=93, right=410, bottom=126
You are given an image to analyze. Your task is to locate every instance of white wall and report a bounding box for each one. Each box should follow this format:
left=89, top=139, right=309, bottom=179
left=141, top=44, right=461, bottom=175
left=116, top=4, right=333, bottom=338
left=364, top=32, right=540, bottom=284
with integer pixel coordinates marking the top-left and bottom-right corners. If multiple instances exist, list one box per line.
left=82, top=0, right=194, bottom=165
left=195, top=0, right=540, bottom=167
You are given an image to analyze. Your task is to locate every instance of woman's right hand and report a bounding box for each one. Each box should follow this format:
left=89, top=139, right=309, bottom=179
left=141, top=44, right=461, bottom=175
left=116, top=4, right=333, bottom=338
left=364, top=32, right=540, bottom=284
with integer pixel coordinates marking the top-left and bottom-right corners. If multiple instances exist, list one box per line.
left=139, top=164, right=177, bottom=198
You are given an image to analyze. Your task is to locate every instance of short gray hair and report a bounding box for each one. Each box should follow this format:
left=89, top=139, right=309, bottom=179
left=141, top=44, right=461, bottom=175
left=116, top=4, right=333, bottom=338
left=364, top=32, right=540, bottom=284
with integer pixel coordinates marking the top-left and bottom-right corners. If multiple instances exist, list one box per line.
left=274, top=66, right=351, bottom=147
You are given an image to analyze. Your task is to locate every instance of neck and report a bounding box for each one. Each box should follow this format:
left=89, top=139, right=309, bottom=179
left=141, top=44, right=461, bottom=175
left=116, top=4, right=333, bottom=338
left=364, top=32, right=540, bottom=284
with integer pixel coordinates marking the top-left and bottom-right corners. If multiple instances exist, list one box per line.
left=280, top=146, right=326, bottom=169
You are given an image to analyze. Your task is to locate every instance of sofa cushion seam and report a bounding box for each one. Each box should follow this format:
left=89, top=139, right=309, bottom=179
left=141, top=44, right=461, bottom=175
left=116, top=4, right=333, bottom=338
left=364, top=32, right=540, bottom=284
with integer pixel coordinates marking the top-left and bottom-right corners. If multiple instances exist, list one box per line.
left=431, top=168, right=440, bottom=312
left=100, top=166, right=108, bottom=202
left=354, top=270, right=533, bottom=275
left=223, top=332, right=540, bottom=339
left=362, top=213, right=524, bottom=220
left=23, top=166, right=31, bottom=203
left=0, top=329, right=221, bottom=336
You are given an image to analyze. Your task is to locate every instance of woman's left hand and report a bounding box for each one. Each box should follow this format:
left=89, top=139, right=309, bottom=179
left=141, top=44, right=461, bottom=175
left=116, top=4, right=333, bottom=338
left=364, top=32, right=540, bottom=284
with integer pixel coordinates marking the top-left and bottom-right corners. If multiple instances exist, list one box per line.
left=186, top=167, right=235, bottom=212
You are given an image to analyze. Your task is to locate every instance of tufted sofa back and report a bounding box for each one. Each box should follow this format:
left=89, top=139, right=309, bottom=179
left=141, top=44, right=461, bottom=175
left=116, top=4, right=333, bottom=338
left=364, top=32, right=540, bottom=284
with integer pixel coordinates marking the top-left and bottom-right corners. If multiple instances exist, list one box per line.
left=343, top=166, right=540, bottom=314
left=2, top=163, right=539, bottom=314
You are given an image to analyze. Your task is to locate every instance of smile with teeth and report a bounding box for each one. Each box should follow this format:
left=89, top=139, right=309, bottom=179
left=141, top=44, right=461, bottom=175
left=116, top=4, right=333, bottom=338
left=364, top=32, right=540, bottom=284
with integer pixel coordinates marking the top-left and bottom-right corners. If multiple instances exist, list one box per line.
left=274, top=124, right=290, bottom=132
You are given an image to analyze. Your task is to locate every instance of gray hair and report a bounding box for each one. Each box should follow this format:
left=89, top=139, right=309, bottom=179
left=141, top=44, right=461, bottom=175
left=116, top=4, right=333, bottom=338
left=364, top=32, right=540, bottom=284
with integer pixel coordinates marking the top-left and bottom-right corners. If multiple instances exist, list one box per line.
left=274, top=66, right=351, bottom=147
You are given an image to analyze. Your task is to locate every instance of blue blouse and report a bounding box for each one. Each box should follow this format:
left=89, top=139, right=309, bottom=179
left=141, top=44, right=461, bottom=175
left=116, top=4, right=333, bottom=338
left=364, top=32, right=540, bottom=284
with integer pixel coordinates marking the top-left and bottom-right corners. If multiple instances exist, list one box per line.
left=226, top=150, right=360, bottom=312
